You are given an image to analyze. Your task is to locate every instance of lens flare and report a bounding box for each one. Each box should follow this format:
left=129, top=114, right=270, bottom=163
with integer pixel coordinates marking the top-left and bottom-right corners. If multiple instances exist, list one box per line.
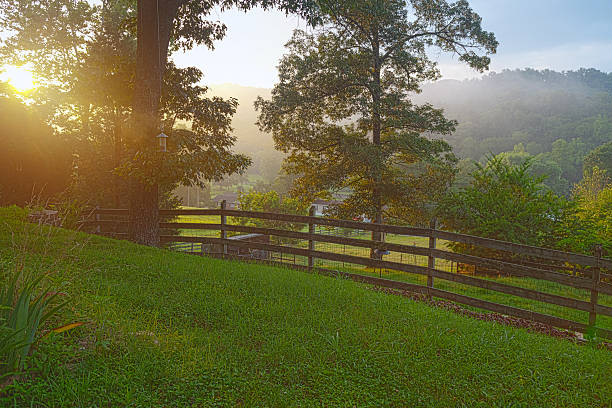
left=1, top=65, right=37, bottom=92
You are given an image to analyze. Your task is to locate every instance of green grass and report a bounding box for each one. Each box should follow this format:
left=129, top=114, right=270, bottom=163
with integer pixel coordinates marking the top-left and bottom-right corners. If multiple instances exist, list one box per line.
left=169, top=215, right=612, bottom=332
left=2, top=207, right=611, bottom=407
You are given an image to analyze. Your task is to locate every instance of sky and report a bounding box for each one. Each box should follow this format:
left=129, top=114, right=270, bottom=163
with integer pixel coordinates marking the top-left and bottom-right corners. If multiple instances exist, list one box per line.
left=172, top=0, right=612, bottom=88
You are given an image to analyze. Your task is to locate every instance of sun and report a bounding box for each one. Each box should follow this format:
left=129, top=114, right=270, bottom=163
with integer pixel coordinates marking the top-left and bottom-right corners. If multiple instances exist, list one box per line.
left=1, top=64, right=37, bottom=92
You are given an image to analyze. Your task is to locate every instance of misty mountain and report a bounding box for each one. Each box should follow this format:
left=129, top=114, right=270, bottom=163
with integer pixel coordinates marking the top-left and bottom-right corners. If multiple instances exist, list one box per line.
left=414, top=68, right=612, bottom=160
left=208, top=84, right=273, bottom=153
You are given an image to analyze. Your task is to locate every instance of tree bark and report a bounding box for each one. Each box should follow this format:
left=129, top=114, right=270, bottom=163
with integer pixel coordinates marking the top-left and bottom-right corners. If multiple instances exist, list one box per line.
left=370, top=27, right=383, bottom=259
left=129, top=0, right=178, bottom=245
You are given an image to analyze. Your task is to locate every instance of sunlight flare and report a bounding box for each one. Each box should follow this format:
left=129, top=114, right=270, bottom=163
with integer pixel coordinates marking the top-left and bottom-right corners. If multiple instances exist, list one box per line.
left=1, top=64, right=37, bottom=92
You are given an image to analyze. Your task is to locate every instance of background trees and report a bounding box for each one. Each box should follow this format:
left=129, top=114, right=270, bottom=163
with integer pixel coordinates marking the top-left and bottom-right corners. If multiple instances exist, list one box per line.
left=0, top=0, right=259, bottom=234
left=417, top=68, right=612, bottom=169
left=0, top=85, right=71, bottom=205
left=584, top=141, right=612, bottom=177
left=234, top=190, right=308, bottom=232
left=256, top=0, right=497, bottom=237
left=438, top=156, right=612, bottom=258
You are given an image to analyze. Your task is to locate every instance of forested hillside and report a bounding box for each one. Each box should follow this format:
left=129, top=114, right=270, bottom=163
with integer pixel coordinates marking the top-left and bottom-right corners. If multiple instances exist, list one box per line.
left=419, top=69, right=612, bottom=194
left=418, top=68, right=612, bottom=161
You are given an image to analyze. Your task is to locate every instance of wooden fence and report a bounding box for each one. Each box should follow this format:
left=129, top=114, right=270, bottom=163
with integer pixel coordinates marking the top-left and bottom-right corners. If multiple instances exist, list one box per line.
left=83, top=204, right=612, bottom=340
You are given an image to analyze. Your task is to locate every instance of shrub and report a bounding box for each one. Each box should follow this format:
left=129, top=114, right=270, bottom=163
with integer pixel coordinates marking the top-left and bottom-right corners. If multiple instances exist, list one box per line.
left=437, top=156, right=568, bottom=261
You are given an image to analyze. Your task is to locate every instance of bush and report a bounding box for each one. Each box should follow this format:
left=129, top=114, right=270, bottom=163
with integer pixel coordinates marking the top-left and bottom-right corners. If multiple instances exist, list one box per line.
left=437, top=156, right=568, bottom=261
left=234, top=191, right=308, bottom=231
left=557, top=167, right=612, bottom=256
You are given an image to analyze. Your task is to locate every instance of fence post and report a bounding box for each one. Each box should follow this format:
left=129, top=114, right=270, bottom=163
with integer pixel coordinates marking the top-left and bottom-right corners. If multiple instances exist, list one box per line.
left=95, top=206, right=101, bottom=234
left=220, top=200, right=227, bottom=257
left=308, top=206, right=316, bottom=270
left=589, top=244, right=602, bottom=327
left=427, top=218, right=437, bottom=296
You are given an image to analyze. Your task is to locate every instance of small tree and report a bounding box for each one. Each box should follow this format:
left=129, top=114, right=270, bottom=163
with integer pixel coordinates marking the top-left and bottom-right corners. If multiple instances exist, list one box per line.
left=234, top=190, right=309, bottom=232
left=583, top=141, right=612, bottom=177
left=558, top=167, right=612, bottom=255
left=437, top=156, right=568, bottom=261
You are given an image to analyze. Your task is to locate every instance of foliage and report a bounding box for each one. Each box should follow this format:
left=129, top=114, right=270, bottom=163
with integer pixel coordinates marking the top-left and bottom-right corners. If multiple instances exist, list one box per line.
left=234, top=190, right=308, bottom=231
left=557, top=167, right=612, bottom=255
left=495, top=144, right=570, bottom=195
left=0, top=265, right=65, bottom=376
left=0, top=205, right=84, bottom=380
left=256, top=0, right=496, bottom=227
left=0, top=0, right=252, bottom=210
left=0, top=207, right=610, bottom=406
left=583, top=141, right=612, bottom=176
left=0, top=87, right=71, bottom=206
left=438, top=156, right=569, bottom=258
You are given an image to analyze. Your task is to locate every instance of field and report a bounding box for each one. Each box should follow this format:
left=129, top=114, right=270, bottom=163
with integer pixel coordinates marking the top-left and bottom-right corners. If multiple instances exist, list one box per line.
left=2, top=207, right=611, bottom=407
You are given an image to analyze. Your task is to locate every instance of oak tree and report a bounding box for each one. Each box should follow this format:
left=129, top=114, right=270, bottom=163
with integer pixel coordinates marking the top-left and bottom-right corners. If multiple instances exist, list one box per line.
left=128, top=0, right=321, bottom=245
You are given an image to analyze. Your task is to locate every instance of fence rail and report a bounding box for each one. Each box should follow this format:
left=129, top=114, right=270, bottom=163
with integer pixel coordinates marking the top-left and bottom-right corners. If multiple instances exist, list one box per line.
left=82, top=205, right=612, bottom=339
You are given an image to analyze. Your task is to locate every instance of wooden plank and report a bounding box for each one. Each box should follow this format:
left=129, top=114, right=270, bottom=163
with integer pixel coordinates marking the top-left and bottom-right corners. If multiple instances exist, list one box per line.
left=92, top=208, right=129, bottom=215
left=160, top=208, right=222, bottom=216
left=519, top=259, right=577, bottom=272
left=427, top=287, right=612, bottom=339
left=95, top=207, right=611, bottom=270
left=99, top=219, right=607, bottom=294
left=222, top=209, right=432, bottom=237
left=222, top=209, right=610, bottom=269
left=308, top=206, right=315, bottom=270
left=429, top=248, right=600, bottom=294
left=82, top=220, right=127, bottom=226
left=427, top=219, right=437, bottom=293
left=159, top=225, right=606, bottom=293
left=161, top=222, right=431, bottom=256
left=590, top=246, right=603, bottom=326
left=160, top=235, right=428, bottom=272
left=220, top=201, right=227, bottom=256
left=428, top=268, right=612, bottom=318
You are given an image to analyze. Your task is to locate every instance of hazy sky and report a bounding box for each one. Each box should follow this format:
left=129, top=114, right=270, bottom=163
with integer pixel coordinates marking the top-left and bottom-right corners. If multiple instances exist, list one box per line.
left=172, top=0, right=612, bottom=88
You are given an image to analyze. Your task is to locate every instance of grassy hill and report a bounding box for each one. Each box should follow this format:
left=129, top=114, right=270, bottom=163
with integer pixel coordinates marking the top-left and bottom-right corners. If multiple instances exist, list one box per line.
left=1, top=207, right=611, bottom=407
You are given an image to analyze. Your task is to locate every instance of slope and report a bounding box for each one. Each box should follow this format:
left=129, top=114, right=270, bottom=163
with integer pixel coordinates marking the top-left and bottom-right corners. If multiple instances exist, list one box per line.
left=0, top=207, right=610, bottom=407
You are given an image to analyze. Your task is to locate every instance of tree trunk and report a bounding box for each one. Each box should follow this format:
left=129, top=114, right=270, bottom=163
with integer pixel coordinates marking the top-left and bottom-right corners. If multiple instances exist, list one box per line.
left=370, top=28, right=383, bottom=259
left=113, top=110, right=122, bottom=208
left=129, top=0, right=178, bottom=246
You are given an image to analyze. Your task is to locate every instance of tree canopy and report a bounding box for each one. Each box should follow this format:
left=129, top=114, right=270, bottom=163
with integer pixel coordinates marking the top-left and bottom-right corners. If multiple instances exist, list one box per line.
left=0, top=0, right=254, bottom=210
left=256, top=0, right=497, bottom=230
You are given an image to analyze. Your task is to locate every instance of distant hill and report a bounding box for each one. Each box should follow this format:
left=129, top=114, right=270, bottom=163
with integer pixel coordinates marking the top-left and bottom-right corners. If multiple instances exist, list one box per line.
left=208, top=84, right=283, bottom=181
left=413, top=68, right=612, bottom=160
left=208, top=83, right=273, bottom=153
